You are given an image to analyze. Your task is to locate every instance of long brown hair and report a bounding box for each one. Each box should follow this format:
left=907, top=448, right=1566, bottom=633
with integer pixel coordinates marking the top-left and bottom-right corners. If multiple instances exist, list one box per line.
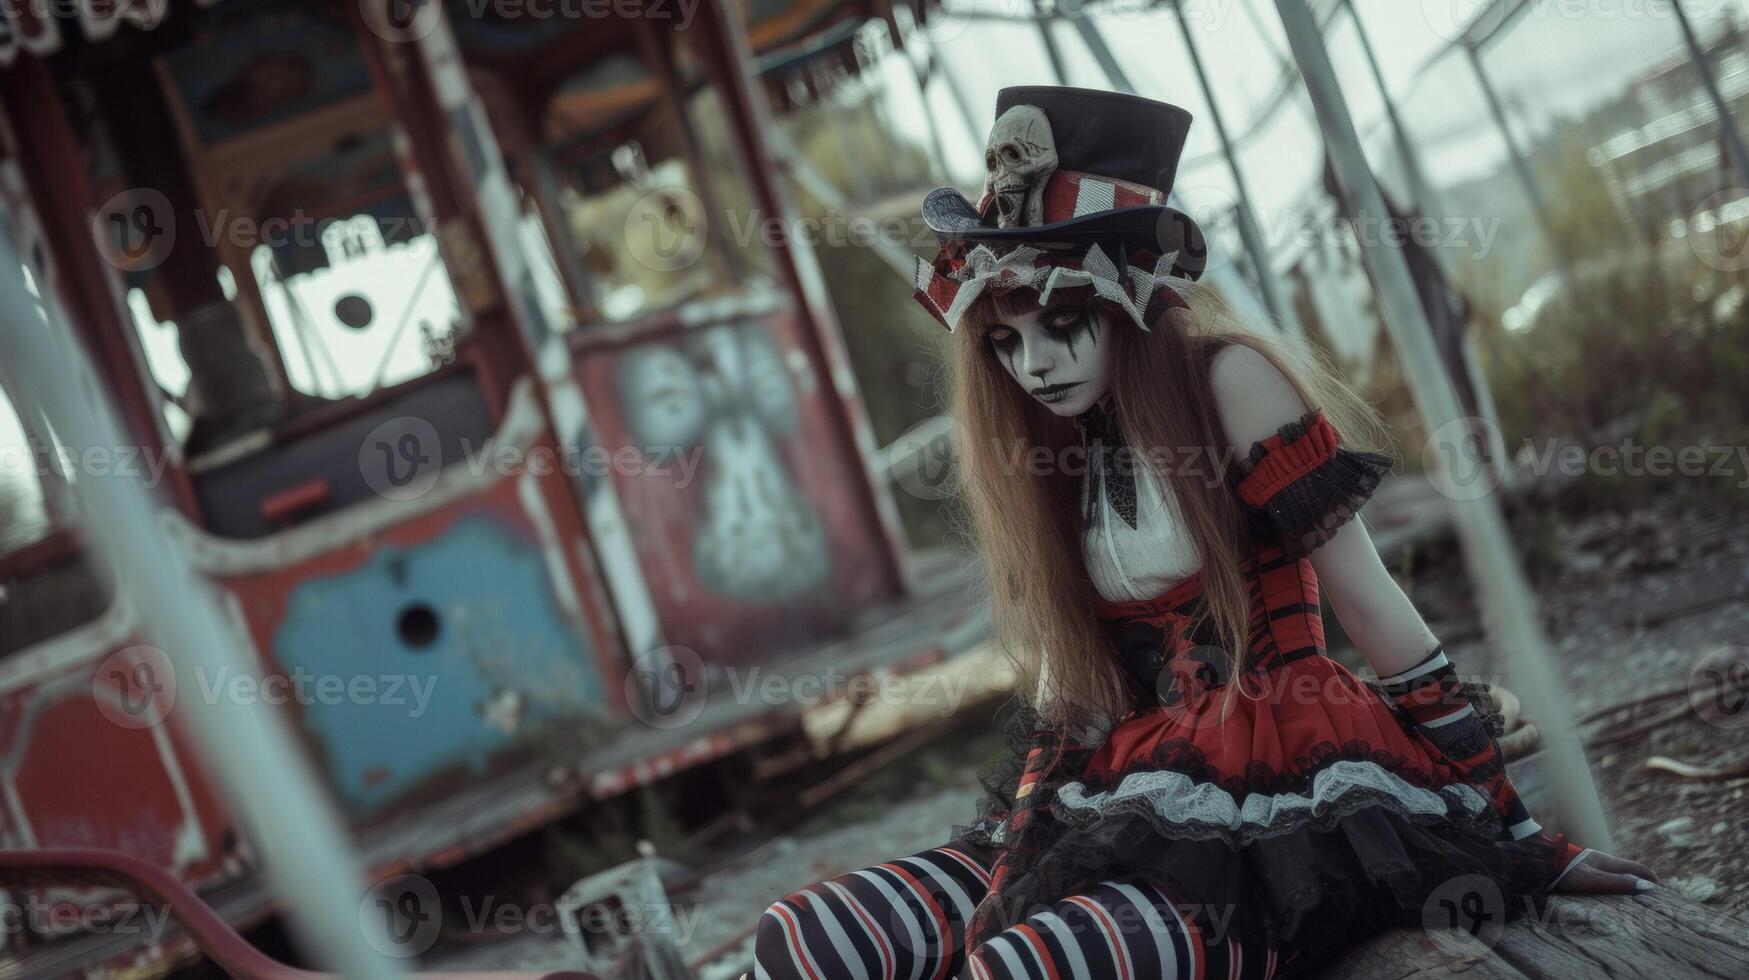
left=951, top=279, right=1387, bottom=733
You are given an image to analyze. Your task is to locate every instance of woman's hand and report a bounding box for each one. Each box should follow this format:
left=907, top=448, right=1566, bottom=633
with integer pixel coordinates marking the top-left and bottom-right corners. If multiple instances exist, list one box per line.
left=1552, top=849, right=1660, bottom=894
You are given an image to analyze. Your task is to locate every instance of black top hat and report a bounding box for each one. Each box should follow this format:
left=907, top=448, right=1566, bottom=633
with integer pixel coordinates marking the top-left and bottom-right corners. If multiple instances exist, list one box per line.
left=920, top=86, right=1207, bottom=278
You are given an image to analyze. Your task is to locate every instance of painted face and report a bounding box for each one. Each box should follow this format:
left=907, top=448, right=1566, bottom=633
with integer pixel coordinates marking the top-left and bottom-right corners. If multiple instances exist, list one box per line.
left=982, top=300, right=1115, bottom=417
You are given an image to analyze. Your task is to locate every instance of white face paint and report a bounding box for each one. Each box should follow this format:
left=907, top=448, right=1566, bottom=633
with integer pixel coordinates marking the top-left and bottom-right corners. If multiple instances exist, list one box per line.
left=982, top=300, right=1115, bottom=417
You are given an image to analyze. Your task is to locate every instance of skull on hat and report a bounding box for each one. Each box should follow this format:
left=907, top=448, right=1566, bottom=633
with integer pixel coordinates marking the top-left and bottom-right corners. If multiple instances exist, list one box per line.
left=984, top=105, right=1058, bottom=229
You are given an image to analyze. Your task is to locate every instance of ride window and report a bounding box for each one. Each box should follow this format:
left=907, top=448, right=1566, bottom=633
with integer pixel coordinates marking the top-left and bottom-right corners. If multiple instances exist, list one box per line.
left=247, top=216, right=462, bottom=399
left=541, top=45, right=779, bottom=325
left=99, top=3, right=469, bottom=440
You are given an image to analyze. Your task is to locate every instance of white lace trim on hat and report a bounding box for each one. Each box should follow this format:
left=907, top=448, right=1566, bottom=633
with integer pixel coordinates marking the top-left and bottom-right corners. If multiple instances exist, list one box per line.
left=939, top=243, right=1180, bottom=332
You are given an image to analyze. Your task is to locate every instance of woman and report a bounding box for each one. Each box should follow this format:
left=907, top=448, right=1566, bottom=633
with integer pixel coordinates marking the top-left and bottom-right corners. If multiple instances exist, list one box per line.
left=753, top=87, right=1652, bottom=979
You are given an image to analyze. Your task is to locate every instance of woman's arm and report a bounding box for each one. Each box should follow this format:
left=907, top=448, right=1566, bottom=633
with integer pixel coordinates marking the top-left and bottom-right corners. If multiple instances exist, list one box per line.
left=1208, top=346, right=1436, bottom=677
left=1209, top=345, right=1657, bottom=892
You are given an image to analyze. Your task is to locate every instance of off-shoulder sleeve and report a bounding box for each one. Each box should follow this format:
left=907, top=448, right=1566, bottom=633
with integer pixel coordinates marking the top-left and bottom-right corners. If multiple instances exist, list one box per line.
left=1233, top=410, right=1393, bottom=556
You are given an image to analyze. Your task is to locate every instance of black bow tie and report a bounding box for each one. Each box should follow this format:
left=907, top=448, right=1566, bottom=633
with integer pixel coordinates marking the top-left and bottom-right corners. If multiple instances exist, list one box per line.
left=1076, top=399, right=1139, bottom=529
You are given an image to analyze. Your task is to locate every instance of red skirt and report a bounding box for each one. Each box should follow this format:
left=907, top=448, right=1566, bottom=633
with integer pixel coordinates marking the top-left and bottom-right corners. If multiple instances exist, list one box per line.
left=951, top=554, right=1570, bottom=966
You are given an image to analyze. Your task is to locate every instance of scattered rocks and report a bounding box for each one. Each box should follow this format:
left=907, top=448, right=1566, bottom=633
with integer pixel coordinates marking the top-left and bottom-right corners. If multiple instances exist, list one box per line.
left=1671, top=874, right=1723, bottom=903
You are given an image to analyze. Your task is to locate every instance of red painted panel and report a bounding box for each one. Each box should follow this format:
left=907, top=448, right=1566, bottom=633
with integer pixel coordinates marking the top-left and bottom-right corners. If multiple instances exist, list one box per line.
left=0, top=656, right=234, bottom=886
left=574, top=309, right=898, bottom=664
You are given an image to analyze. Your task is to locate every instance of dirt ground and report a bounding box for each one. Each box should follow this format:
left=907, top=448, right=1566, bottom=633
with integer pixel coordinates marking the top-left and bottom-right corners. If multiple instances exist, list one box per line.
left=1416, top=494, right=1749, bottom=917
left=420, top=489, right=1749, bottom=977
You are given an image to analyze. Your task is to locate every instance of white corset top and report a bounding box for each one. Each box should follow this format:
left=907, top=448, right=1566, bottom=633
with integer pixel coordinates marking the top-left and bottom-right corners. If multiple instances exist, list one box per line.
left=1081, top=454, right=1201, bottom=602
left=1076, top=401, right=1201, bottom=603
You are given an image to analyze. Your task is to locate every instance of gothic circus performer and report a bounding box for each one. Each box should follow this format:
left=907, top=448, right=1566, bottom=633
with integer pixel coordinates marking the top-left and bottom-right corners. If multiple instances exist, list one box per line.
left=751, top=87, right=1654, bottom=979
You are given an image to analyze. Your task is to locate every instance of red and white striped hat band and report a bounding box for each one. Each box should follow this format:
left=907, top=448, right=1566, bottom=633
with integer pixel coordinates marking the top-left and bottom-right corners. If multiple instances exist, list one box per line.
left=912, top=242, right=1188, bottom=334
left=976, top=169, right=1167, bottom=224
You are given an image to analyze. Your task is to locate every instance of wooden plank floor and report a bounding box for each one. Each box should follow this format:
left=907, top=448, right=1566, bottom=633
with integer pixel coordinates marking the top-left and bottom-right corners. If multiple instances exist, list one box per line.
left=1324, top=891, right=1749, bottom=979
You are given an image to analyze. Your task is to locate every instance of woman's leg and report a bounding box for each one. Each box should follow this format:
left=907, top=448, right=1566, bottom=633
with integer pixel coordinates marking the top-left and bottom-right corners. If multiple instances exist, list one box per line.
left=965, top=880, right=1290, bottom=980
left=754, top=845, right=992, bottom=979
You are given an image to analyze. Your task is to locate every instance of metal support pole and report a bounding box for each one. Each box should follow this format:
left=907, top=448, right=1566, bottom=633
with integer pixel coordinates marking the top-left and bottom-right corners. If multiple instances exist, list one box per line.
left=0, top=228, right=400, bottom=980
left=937, top=55, right=985, bottom=150
left=1274, top=0, right=1612, bottom=851
left=1031, top=0, right=1071, bottom=86
left=1346, top=0, right=1510, bottom=487
left=881, top=1, right=956, bottom=182
left=1169, top=0, right=1306, bottom=337
left=1465, top=45, right=1571, bottom=273
left=1669, top=0, right=1749, bottom=191
left=693, top=0, right=912, bottom=597
left=530, top=144, right=603, bottom=322
left=1343, top=0, right=1440, bottom=217
left=1063, top=5, right=1136, bottom=93
left=811, top=61, right=876, bottom=202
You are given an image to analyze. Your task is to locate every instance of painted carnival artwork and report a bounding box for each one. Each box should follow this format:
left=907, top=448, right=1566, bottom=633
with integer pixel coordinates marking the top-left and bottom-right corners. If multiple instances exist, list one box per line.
left=616, top=320, right=831, bottom=602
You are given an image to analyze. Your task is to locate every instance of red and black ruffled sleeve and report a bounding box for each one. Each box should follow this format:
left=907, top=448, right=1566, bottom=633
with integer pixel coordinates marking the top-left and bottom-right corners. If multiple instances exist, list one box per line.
left=1233, top=410, right=1393, bottom=557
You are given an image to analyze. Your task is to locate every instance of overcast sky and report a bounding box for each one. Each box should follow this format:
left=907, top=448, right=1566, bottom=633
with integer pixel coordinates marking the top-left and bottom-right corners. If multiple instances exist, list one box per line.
left=902, top=0, right=1745, bottom=209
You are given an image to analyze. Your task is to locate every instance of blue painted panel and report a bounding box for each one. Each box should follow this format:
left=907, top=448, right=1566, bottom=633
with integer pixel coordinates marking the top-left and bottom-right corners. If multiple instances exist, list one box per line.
left=274, top=517, right=605, bottom=814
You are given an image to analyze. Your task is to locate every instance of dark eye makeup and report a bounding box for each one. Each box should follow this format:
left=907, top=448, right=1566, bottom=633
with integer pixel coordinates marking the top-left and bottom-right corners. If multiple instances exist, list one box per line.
left=1043, top=304, right=1090, bottom=331
left=983, top=326, right=1019, bottom=352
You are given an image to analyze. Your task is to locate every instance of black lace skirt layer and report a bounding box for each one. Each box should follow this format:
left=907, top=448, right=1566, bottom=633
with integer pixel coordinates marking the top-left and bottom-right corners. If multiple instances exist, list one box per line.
left=945, top=701, right=1568, bottom=969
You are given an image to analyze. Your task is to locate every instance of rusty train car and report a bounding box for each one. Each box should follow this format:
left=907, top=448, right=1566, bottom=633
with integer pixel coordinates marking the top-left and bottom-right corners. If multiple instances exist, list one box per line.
left=0, top=0, right=987, bottom=974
